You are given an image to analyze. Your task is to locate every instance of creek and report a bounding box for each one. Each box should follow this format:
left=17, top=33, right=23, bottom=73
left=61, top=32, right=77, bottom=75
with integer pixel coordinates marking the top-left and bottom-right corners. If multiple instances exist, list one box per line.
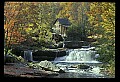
left=23, top=46, right=112, bottom=78
left=49, top=46, right=111, bottom=78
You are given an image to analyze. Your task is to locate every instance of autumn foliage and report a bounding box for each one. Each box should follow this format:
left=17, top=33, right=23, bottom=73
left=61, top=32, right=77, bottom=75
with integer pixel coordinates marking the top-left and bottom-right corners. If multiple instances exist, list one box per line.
left=4, top=2, right=26, bottom=47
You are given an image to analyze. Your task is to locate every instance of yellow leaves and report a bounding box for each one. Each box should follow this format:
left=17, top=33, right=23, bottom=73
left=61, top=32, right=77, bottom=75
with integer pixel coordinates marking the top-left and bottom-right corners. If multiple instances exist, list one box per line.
left=57, top=2, right=74, bottom=19
left=25, top=27, right=32, bottom=33
left=60, top=2, right=67, bottom=6
left=48, top=13, right=51, bottom=16
left=87, top=2, right=115, bottom=46
left=103, top=18, right=107, bottom=22
left=66, top=13, right=70, bottom=17
left=94, top=23, right=99, bottom=27
left=29, top=23, right=34, bottom=27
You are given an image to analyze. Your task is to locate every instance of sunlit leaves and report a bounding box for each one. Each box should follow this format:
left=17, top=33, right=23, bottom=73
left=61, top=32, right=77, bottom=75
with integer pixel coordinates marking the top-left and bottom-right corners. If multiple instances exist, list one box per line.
left=87, top=2, right=115, bottom=74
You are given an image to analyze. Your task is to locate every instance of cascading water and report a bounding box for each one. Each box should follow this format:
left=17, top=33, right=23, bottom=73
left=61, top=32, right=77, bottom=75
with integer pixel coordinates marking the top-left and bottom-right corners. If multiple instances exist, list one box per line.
left=51, top=47, right=110, bottom=78
left=24, top=50, right=33, bottom=62
left=66, top=49, right=95, bottom=61
left=54, top=47, right=101, bottom=64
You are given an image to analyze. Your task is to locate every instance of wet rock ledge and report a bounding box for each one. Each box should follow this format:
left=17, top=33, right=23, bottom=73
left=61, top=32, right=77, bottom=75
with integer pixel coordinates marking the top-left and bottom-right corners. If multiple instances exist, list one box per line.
left=4, top=60, right=65, bottom=78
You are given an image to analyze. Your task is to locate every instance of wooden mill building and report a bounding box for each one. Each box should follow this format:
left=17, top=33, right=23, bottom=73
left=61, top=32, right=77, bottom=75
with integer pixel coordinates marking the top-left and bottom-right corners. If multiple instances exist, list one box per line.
left=52, top=18, right=71, bottom=43
left=52, top=18, right=71, bottom=37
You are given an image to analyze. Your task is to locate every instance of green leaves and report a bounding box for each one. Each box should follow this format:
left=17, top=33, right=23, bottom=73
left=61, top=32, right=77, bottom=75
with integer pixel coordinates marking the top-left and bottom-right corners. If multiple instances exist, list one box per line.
left=87, top=2, right=115, bottom=75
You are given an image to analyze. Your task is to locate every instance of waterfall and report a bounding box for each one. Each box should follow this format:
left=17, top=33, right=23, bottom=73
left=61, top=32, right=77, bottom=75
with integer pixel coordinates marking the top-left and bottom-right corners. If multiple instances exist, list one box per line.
left=24, top=50, right=33, bottom=62
left=65, top=49, right=96, bottom=61
left=54, top=56, right=67, bottom=61
left=63, top=37, right=65, bottom=48
left=51, top=47, right=109, bottom=78
left=53, top=47, right=101, bottom=64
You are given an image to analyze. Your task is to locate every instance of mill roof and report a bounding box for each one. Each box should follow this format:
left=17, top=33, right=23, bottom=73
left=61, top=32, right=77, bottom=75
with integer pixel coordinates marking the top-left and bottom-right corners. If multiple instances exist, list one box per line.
left=54, top=18, right=71, bottom=26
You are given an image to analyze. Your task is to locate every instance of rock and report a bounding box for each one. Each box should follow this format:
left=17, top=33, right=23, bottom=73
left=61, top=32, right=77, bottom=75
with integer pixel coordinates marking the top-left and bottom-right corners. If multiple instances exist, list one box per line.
left=70, top=65, right=78, bottom=68
left=38, top=60, right=65, bottom=73
left=17, top=56, right=26, bottom=63
left=58, top=69, right=65, bottom=73
left=77, top=64, right=90, bottom=69
left=4, top=55, right=16, bottom=63
left=4, top=64, right=58, bottom=78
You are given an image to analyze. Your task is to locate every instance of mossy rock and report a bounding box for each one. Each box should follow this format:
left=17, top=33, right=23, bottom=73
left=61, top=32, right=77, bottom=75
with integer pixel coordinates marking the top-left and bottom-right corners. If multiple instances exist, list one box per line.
left=37, top=60, right=65, bottom=73
left=4, top=55, right=15, bottom=63
left=16, top=56, right=26, bottom=63
left=4, top=54, right=27, bottom=64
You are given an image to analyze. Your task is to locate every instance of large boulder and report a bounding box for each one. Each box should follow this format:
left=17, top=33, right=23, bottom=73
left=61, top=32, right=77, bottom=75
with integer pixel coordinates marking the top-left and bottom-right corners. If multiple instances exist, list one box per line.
left=38, top=60, right=65, bottom=73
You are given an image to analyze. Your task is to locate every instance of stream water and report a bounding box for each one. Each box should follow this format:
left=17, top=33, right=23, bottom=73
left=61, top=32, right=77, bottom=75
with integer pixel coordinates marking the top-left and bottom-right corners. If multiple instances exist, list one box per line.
left=50, top=47, right=111, bottom=78
left=23, top=46, right=113, bottom=78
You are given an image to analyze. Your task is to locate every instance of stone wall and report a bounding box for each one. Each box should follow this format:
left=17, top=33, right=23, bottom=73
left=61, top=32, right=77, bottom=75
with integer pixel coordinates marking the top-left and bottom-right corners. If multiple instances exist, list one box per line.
left=32, top=49, right=66, bottom=61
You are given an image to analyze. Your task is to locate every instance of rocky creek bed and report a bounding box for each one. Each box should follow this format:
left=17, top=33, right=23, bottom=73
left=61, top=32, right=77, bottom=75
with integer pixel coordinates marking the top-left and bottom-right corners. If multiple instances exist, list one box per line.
left=4, top=62, right=63, bottom=78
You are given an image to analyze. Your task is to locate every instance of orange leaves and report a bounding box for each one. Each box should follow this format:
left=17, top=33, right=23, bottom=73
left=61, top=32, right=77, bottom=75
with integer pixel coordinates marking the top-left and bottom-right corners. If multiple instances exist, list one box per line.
left=6, top=27, right=26, bottom=45
left=4, top=2, right=26, bottom=46
left=4, top=2, right=20, bottom=19
left=6, top=19, right=16, bottom=27
left=4, top=2, right=19, bottom=29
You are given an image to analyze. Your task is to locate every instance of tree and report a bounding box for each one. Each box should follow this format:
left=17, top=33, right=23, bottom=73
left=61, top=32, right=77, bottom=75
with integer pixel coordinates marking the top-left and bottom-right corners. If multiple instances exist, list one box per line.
left=57, top=2, right=90, bottom=41
left=87, top=2, right=115, bottom=75
left=4, top=2, right=26, bottom=55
